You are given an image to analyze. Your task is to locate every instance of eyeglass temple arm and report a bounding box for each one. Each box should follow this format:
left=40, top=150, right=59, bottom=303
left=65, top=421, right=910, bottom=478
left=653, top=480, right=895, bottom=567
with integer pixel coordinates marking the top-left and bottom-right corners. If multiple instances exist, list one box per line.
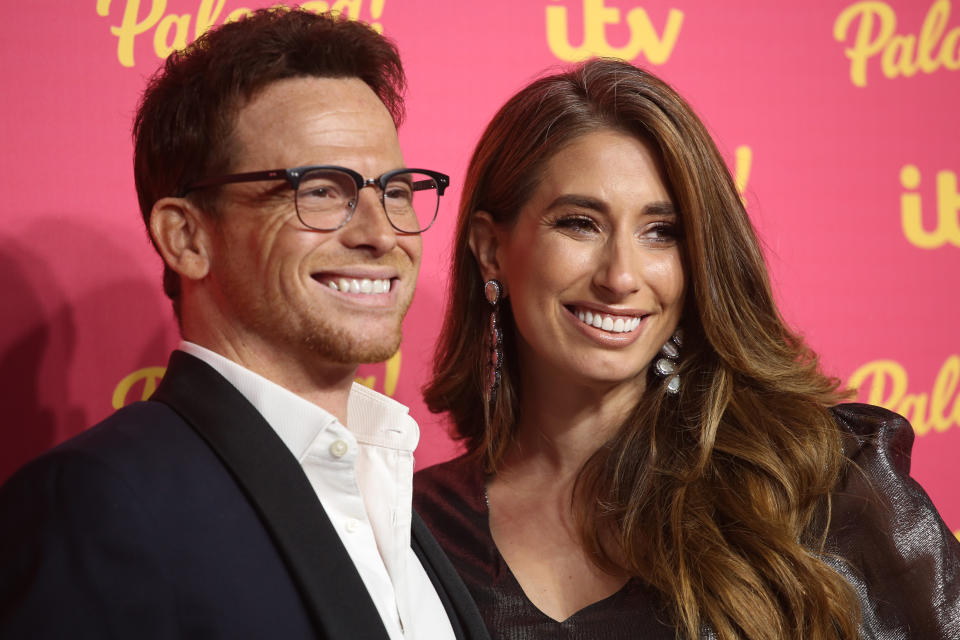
left=406, top=170, right=450, bottom=196
left=180, top=169, right=290, bottom=196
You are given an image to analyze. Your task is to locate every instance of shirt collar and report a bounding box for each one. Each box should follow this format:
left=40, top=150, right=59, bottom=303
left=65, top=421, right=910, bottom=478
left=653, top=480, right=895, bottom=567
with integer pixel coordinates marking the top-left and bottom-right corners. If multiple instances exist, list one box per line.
left=177, top=341, right=419, bottom=460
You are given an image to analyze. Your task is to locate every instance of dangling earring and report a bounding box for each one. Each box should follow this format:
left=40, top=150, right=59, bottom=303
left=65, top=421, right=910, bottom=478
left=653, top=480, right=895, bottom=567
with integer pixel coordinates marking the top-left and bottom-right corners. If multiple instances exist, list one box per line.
left=484, top=279, right=503, bottom=408
left=654, top=329, right=682, bottom=395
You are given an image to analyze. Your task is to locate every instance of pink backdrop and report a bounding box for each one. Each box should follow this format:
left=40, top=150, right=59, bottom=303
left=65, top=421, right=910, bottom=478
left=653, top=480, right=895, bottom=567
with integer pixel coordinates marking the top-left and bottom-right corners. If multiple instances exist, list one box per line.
left=2, top=1, right=958, bottom=532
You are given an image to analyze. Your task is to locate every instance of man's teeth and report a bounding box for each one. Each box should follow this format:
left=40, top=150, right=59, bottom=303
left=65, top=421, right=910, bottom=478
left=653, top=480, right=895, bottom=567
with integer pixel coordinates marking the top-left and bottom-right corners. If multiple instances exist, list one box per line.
left=576, top=309, right=641, bottom=333
left=327, top=278, right=391, bottom=294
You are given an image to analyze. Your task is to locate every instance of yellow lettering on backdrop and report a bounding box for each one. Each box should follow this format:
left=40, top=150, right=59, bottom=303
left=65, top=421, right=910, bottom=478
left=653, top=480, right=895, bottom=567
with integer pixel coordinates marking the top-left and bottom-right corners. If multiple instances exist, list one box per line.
left=355, top=349, right=401, bottom=396
left=546, top=0, right=683, bottom=63
left=97, top=0, right=385, bottom=67
left=113, top=350, right=401, bottom=408
left=900, top=165, right=960, bottom=249
left=97, top=0, right=168, bottom=68
left=834, top=0, right=960, bottom=87
left=301, top=0, right=384, bottom=30
left=734, top=145, right=752, bottom=202
left=154, top=12, right=191, bottom=58
left=196, top=0, right=228, bottom=34
left=224, top=7, right=254, bottom=22
left=112, top=366, right=167, bottom=409
left=848, top=356, right=960, bottom=435
left=881, top=34, right=919, bottom=75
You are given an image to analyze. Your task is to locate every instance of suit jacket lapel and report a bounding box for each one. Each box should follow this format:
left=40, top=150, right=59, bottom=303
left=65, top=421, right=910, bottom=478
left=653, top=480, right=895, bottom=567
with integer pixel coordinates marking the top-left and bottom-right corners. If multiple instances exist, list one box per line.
left=151, top=351, right=390, bottom=640
left=411, top=511, right=491, bottom=640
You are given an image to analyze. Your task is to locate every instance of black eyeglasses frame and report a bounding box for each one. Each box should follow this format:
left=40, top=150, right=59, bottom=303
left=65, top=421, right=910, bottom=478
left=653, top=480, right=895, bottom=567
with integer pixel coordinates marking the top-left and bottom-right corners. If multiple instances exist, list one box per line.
left=180, top=165, right=450, bottom=234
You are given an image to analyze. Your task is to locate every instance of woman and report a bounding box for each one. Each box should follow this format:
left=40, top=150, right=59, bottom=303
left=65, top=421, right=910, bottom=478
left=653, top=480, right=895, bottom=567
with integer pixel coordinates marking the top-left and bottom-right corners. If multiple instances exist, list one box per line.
left=414, top=59, right=960, bottom=639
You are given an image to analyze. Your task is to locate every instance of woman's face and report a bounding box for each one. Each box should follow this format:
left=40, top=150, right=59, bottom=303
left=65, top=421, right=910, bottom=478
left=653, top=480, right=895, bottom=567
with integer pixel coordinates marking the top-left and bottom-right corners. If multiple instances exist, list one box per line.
left=485, top=129, right=685, bottom=390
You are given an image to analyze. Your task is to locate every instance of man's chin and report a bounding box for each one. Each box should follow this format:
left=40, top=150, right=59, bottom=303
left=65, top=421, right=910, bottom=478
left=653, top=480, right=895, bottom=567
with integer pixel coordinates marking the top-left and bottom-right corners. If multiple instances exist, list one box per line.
left=303, top=330, right=402, bottom=366
left=351, top=342, right=401, bottom=365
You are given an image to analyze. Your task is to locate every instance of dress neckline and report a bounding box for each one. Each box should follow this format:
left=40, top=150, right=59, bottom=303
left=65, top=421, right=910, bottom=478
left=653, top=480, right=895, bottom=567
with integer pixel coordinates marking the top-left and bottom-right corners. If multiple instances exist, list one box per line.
left=480, top=476, right=634, bottom=624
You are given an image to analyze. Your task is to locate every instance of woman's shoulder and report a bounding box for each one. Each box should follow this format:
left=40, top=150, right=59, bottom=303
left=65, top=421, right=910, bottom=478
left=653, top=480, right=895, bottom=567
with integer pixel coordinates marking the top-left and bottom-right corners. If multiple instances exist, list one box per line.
left=824, top=403, right=960, bottom=636
left=415, top=452, right=483, bottom=491
left=414, top=453, right=488, bottom=521
left=829, top=402, right=914, bottom=473
left=414, top=453, right=501, bottom=580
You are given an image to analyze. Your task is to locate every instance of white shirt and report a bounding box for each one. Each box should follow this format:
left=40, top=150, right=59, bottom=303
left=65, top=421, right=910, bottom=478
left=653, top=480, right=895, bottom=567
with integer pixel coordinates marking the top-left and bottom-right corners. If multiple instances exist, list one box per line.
left=179, top=342, right=455, bottom=640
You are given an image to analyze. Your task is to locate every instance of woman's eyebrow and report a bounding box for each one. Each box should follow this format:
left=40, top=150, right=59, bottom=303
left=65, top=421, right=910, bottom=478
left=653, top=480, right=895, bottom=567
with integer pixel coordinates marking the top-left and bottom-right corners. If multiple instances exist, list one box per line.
left=547, top=194, right=677, bottom=217
left=644, top=201, right=677, bottom=216
left=546, top=194, right=608, bottom=213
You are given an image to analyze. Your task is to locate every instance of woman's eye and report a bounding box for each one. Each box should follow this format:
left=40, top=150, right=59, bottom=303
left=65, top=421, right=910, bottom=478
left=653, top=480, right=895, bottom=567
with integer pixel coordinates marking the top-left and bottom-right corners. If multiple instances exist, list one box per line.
left=555, top=216, right=599, bottom=234
left=644, top=222, right=679, bottom=242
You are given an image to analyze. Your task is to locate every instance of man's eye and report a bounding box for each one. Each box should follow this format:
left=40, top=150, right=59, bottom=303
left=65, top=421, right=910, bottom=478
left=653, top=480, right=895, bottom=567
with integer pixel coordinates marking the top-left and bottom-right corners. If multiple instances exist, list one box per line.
left=299, top=179, right=349, bottom=201
left=302, top=187, right=332, bottom=199
left=384, top=185, right=413, bottom=203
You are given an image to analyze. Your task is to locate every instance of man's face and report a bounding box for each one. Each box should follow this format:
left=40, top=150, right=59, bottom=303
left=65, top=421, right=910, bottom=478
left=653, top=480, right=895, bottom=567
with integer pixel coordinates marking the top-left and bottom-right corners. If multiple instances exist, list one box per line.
left=202, top=76, right=421, bottom=369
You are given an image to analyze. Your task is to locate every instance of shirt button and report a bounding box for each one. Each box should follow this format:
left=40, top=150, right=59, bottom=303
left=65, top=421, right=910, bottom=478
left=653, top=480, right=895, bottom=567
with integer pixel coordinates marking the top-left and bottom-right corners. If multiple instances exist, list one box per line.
left=345, top=518, right=360, bottom=533
left=329, top=439, right=348, bottom=458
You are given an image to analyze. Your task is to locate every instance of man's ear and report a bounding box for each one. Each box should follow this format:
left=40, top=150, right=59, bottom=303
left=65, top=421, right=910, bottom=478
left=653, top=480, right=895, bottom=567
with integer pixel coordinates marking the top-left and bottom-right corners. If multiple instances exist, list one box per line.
left=468, top=211, right=504, bottom=283
left=149, top=197, right=212, bottom=281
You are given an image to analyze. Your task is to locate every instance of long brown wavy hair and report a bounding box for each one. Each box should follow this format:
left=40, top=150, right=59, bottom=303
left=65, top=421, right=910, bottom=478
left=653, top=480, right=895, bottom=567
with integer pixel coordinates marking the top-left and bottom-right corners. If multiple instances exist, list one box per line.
left=424, top=59, right=859, bottom=639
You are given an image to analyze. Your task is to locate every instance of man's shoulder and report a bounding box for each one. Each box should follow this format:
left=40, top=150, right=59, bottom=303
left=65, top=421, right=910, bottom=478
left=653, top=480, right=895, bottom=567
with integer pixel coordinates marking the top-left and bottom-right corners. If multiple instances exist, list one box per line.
left=0, top=404, right=320, bottom=639
left=37, top=401, right=193, bottom=466
left=1, top=400, right=210, bottom=507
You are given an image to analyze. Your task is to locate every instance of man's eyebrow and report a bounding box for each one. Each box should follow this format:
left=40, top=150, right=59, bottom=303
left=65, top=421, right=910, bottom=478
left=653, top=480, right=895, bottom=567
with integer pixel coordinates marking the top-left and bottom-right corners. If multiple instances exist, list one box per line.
left=546, top=194, right=677, bottom=216
left=255, top=180, right=294, bottom=201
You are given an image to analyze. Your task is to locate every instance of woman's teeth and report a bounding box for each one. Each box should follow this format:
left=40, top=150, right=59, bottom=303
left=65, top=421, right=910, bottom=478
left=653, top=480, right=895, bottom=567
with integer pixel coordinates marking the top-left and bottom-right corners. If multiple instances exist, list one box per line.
left=576, top=309, right=641, bottom=333
left=327, top=278, right=391, bottom=294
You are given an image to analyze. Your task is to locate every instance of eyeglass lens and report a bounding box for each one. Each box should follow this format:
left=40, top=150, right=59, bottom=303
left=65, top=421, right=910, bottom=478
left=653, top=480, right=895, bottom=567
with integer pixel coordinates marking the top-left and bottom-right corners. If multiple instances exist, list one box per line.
left=294, top=168, right=440, bottom=232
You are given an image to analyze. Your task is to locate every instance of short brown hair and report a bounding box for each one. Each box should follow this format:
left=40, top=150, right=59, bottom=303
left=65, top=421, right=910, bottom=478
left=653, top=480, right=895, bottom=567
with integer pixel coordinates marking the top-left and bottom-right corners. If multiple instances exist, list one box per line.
left=133, top=8, right=406, bottom=315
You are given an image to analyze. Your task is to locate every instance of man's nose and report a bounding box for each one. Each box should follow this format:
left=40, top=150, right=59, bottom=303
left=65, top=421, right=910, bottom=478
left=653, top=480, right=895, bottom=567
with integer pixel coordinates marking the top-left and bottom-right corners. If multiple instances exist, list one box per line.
left=338, top=185, right=398, bottom=255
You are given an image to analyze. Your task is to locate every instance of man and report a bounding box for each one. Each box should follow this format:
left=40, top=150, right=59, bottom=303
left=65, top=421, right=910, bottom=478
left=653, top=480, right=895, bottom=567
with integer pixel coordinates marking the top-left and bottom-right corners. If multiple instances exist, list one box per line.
left=0, top=10, right=487, bottom=640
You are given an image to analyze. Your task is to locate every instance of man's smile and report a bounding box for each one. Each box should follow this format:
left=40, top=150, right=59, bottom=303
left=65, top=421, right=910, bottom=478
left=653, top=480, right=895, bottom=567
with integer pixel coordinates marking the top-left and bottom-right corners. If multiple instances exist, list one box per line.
left=322, top=276, right=393, bottom=294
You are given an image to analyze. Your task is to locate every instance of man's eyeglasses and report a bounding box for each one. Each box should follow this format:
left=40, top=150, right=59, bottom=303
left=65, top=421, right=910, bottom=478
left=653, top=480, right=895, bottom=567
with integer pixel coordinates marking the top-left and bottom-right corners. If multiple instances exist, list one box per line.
left=181, top=166, right=450, bottom=234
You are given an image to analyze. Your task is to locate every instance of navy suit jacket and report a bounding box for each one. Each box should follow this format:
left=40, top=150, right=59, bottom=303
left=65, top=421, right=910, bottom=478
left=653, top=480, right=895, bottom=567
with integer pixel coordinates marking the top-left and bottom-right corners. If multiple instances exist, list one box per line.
left=0, top=351, right=489, bottom=640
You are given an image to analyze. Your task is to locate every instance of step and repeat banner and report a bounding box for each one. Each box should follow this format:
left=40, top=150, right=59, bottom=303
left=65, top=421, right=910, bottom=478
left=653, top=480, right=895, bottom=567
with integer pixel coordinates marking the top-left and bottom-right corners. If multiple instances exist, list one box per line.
left=1, top=1, right=958, bottom=529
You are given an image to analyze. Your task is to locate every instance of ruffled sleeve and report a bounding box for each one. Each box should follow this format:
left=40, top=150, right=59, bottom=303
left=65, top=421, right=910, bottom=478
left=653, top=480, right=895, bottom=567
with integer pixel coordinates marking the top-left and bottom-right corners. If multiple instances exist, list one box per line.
left=826, top=403, right=960, bottom=639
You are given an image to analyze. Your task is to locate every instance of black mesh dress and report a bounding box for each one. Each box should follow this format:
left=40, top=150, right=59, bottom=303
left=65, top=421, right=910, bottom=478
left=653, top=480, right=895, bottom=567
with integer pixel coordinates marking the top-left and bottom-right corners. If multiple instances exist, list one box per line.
left=414, top=404, right=960, bottom=639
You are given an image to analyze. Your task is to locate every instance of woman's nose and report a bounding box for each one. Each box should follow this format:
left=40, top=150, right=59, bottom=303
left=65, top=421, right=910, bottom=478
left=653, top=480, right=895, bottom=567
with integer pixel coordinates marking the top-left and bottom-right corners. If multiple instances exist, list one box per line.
left=593, top=234, right=640, bottom=297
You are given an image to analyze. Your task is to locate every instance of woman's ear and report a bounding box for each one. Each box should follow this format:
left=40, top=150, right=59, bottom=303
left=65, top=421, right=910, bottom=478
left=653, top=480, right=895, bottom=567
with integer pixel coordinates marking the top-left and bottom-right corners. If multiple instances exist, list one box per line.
left=468, top=211, right=503, bottom=283
left=149, top=197, right=212, bottom=282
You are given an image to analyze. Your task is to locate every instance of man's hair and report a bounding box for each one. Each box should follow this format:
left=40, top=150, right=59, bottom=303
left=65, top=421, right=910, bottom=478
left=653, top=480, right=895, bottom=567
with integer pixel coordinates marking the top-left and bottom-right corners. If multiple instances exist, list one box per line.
left=132, top=8, right=406, bottom=316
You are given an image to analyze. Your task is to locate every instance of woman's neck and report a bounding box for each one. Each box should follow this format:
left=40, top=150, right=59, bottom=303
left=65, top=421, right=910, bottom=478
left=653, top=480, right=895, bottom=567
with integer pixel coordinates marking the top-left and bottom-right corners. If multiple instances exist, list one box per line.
left=486, top=368, right=637, bottom=621
left=501, top=368, right=646, bottom=482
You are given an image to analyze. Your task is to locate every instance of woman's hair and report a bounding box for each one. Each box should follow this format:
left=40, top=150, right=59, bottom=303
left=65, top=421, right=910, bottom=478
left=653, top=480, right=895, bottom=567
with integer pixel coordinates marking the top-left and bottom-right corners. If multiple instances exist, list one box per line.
left=424, top=58, right=859, bottom=639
